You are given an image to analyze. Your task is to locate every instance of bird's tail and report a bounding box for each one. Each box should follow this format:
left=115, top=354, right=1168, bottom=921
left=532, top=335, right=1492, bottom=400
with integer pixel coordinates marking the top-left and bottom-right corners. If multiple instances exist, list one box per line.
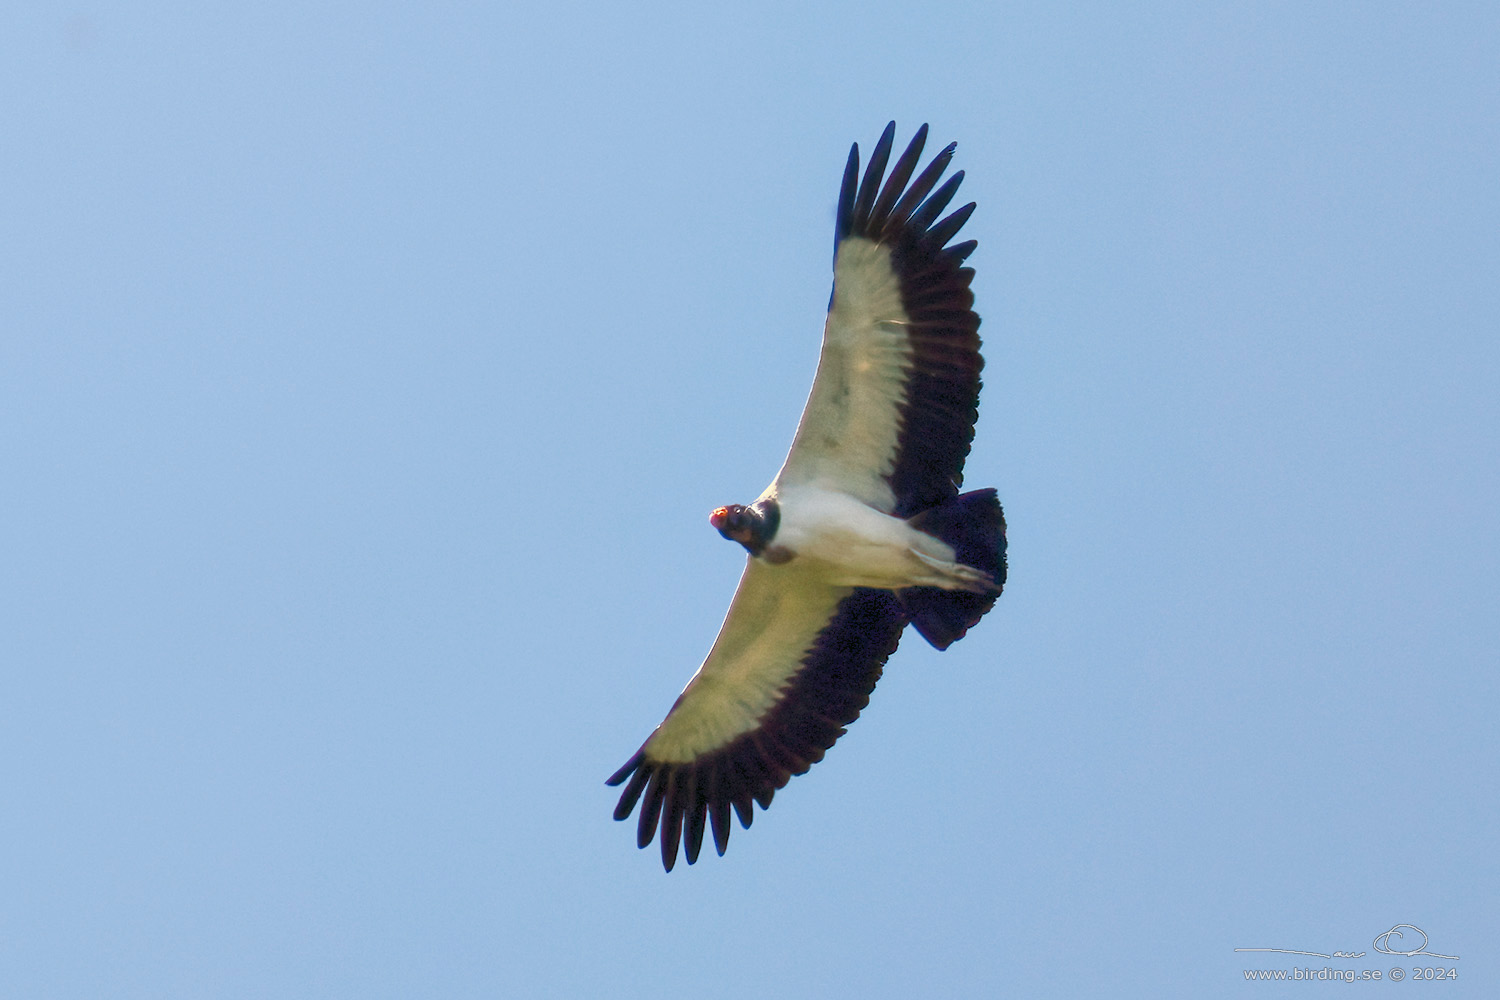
left=898, top=488, right=1007, bottom=650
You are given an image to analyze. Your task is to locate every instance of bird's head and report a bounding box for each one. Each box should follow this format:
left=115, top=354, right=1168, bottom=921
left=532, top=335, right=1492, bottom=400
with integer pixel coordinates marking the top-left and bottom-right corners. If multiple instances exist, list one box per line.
left=709, top=499, right=781, bottom=557
left=710, top=505, right=756, bottom=549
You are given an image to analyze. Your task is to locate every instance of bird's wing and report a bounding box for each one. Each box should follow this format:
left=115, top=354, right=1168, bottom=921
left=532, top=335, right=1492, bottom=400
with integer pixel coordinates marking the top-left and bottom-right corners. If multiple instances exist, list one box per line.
left=607, top=558, right=907, bottom=870
left=773, top=122, right=984, bottom=517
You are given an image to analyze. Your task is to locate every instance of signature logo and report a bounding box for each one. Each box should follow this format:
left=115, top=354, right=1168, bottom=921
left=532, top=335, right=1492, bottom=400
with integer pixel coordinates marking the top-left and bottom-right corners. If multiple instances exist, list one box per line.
left=1236, top=923, right=1458, bottom=961
left=1371, top=924, right=1458, bottom=960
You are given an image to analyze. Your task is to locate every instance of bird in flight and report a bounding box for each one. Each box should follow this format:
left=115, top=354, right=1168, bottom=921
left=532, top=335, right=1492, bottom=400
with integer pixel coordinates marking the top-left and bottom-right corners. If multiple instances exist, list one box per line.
left=608, top=123, right=1006, bottom=870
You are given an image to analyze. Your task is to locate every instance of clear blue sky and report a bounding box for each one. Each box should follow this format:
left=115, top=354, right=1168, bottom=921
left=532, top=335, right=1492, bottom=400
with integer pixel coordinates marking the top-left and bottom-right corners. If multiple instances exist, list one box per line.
left=3, top=3, right=1496, bottom=997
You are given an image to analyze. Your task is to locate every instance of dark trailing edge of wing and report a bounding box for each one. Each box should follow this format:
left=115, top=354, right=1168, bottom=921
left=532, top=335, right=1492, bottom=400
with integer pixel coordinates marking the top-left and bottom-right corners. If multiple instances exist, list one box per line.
left=606, top=589, right=909, bottom=871
left=835, top=122, right=984, bottom=518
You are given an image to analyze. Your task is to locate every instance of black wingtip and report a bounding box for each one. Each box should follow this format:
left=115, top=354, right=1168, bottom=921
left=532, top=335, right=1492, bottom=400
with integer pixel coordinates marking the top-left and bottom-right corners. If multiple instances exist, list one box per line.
left=944, top=239, right=978, bottom=264
left=849, top=121, right=897, bottom=235
left=605, top=749, right=643, bottom=787
left=908, top=171, right=965, bottom=234
left=684, top=791, right=707, bottom=866
left=611, top=766, right=651, bottom=822
left=836, top=127, right=973, bottom=253
left=659, top=774, right=684, bottom=871
left=882, top=141, right=956, bottom=240
left=636, top=768, right=666, bottom=849
left=709, top=798, right=731, bottom=855
left=868, top=124, right=929, bottom=234
left=834, top=143, right=860, bottom=260
left=928, top=201, right=976, bottom=249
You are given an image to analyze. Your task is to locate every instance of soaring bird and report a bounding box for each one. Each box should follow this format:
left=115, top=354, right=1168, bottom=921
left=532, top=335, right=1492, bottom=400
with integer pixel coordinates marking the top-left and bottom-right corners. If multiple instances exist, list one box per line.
left=608, top=123, right=1006, bottom=870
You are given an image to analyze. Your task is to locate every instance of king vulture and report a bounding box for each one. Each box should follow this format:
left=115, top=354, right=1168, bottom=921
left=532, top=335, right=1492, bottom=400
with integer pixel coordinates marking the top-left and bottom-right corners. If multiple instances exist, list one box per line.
left=608, top=123, right=1006, bottom=870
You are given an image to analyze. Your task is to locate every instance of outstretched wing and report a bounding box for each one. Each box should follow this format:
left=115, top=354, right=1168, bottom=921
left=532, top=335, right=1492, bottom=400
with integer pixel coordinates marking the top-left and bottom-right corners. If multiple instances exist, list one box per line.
left=607, top=559, right=908, bottom=871
left=773, top=122, right=984, bottom=517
